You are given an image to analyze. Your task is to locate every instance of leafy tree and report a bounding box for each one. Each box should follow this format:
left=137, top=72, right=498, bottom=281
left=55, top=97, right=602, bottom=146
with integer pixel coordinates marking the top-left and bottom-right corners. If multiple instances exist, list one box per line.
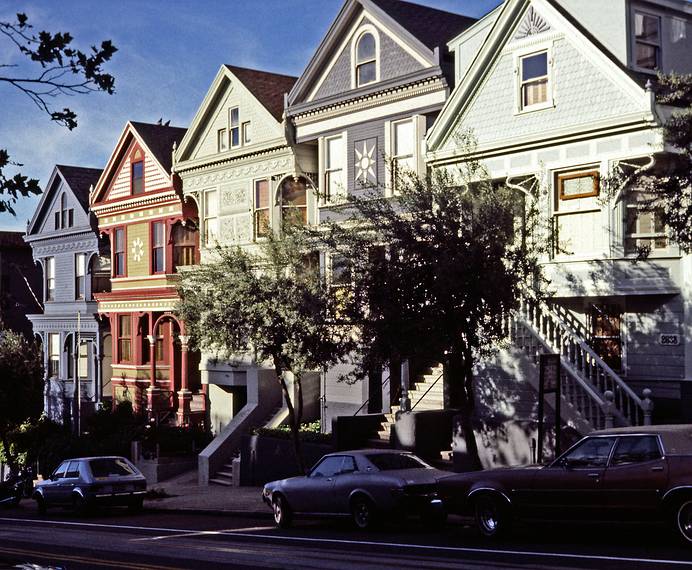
left=312, top=156, right=546, bottom=469
left=605, top=73, right=692, bottom=252
left=0, top=329, right=44, bottom=468
left=177, top=234, right=354, bottom=472
left=0, top=12, right=117, bottom=214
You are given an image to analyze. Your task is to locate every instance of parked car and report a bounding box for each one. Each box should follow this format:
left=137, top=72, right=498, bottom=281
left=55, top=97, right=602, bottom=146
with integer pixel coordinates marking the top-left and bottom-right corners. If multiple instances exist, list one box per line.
left=438, top=425, right=692, bottom=544
left=33, top=456, right=147, bottom=514
left=0, top=473, right=24, bottom=508
left=262, top=449, right=448, bottom=529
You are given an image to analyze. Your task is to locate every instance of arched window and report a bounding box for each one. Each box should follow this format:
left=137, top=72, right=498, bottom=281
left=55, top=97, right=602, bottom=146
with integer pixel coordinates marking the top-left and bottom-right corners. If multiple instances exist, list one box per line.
left=280, top=177, right=307, bottom=227
left=355, top=32, right=377, bottom=87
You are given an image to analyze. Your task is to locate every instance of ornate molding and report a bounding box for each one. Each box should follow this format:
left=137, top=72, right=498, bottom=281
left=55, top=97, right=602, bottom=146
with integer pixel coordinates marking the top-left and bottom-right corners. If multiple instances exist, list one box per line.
left=184, top=156, right=293, bottom=189
left=514, top=7, right=551, bottom=40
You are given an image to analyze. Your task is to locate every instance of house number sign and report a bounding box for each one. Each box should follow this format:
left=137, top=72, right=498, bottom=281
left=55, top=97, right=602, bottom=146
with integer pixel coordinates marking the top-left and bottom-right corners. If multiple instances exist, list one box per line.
left=659, top=334, right=680, bottom=346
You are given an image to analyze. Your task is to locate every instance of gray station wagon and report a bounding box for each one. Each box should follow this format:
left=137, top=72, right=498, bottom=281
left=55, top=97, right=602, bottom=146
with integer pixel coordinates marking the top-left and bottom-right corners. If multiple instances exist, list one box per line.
left=33, top=456, right=147, bottom=514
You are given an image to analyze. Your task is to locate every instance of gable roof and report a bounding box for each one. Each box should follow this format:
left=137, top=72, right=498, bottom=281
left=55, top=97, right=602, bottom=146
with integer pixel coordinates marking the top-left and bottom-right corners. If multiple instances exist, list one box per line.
left=224, top=65, right=297, bottom=121
left=55, top=165, right=102, bottom=211
left=370, top=0, right=477, bottom=50
left=426, top=0, right=651, bottom=152
left=129, top=122, right=187, bottom=173
left=288, top=0, right=477, bottom=106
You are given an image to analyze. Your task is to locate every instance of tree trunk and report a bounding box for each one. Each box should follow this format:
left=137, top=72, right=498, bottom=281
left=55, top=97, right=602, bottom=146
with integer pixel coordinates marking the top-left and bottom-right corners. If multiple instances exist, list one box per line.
left=447, top=348, right=482, bottom=471
left=272, top=357, right=305, bottom=474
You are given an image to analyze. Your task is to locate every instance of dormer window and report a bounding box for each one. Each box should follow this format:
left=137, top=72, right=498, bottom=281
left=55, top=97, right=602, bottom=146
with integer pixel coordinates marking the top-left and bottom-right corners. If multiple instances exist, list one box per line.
left=634, top=12, right=661, bottom=70
left=355, top=32, right=377, bottom=87
left=132, top=160, right=144, bottom=194
left=519, top=50, right=550, bottom=111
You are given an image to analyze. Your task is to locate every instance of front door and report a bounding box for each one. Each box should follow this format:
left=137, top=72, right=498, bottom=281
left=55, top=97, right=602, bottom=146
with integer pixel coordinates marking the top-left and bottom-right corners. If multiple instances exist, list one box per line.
left=523, top=436, right=617, bottom=520
left=590, top=304, right=622, bottom=371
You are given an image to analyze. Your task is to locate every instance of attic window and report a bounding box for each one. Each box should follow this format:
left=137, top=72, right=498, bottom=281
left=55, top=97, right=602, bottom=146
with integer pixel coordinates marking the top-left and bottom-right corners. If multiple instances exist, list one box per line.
left=229, top=107, right=240, bottom=148
left=355, top=32, right=377, bottom=87
left=132, top=160, right=144, bottom=194
left=519, top=51, right=550, bottom=110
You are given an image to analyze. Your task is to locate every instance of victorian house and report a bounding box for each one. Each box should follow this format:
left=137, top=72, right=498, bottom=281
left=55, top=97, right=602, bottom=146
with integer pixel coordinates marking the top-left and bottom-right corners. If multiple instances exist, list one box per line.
left=173, top=65, right=318, bottom=484
left=24, top=165, right=109, bottom=426
left=425, top=0, right=692, bottom=464
left=90, top=121, right=204, bottom=427
left=285, top=0, right=477, bottom=430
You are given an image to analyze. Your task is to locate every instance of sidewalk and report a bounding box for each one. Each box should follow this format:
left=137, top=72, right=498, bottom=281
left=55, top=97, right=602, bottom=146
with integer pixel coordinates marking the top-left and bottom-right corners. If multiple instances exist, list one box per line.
left=144, top=469, right=269, bottom=517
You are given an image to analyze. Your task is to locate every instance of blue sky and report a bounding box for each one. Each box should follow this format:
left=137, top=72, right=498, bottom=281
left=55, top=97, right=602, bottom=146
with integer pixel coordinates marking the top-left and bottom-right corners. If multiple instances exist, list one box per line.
left=0, top=0, right=502, bottom=231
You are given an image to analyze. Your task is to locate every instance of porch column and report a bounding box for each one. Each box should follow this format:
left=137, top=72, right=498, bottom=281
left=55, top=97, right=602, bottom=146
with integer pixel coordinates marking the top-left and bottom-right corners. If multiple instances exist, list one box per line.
left=146, top=313, right=160, bottom=418
left=177, top=334, right=192, bottom=426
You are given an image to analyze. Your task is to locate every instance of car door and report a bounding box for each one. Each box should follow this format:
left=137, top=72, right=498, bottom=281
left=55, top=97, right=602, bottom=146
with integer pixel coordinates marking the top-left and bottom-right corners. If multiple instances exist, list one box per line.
left=601, top=435, right=668, bottom=520
left=524, top=436, right=617, bottom=520
left=331, top=455, right=359, bottom=514
left=288, top=456, right=343, bottom=513
left=42, top=461, right=68, bottom=504
left=55, top=461, right=81, bottom=504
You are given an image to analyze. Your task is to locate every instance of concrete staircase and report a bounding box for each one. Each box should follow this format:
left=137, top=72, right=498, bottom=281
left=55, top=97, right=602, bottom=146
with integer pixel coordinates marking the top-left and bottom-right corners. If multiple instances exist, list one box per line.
left=209, top=452, right=238, bottom=486
left=366, top=365, right=445, bottom=448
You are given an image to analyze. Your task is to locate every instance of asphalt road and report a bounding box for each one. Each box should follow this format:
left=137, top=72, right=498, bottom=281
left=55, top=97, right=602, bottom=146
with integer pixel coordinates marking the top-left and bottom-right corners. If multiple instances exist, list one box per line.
left=0, top=502, right=691, bottom=569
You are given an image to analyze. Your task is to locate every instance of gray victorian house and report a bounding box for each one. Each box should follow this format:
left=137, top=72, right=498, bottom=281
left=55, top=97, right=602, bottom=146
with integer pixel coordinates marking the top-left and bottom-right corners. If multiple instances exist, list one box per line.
left=24, top=165, right=112, bottom=428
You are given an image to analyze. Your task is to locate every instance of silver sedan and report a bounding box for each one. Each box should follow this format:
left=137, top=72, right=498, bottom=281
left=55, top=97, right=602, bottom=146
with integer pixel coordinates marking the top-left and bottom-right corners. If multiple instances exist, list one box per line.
left=262, top=449, right=449, bottom=529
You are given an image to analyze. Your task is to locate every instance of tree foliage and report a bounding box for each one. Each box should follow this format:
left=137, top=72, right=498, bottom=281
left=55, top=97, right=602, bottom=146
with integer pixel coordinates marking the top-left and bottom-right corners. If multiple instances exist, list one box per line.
left=311, top=156, right=546, bottom=469
left=0, top=12, right=117, bottom=214
left=177, top=234, right=355, bottom=472
left=0, top=329, right=44, bottom=467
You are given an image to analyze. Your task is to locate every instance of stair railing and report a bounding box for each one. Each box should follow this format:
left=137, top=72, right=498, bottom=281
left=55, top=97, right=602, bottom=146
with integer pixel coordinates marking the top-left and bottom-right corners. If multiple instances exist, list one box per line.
left=353, top=374, right=391, bottom=416
left=411, top=371, right=444, bottom=411
left=513, top=293, right=645, bottom=426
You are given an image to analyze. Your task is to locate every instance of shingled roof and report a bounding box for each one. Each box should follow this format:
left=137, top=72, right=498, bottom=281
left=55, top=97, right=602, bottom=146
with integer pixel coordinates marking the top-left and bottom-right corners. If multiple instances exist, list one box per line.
left=130, top=122, right=187, bottom=173
left=370, top=0, right=477, bottom=50
left=224, top=65, right=297, bottom=121
left=55, top=165, right=102, bottom=211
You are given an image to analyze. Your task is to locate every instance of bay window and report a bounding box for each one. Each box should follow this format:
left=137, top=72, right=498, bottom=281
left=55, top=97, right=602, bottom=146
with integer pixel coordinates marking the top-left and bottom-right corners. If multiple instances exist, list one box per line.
left=114, top=228, right=125, bottom=277
left=117, top=315, right=131, bottom=363
left=48, top=333, right=60, bottom=377
left=152, top=221, right=165, bottom=273
left=75, top=253, right=86, bottom=300
left=204, top=190, right=218, bottom=246
left=324, top=136, right=345, bottom=204
left=46, top=257, right=55, bottom=301
left=392, top=119, right=415, bottom=191
left=254, top=179, right=270, bottom=239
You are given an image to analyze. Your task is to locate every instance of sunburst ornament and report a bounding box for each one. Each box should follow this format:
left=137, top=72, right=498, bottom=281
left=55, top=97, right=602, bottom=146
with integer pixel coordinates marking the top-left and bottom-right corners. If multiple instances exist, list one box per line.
left=355, top=139, right=377, bottom=185
left=514, top=7, right=551, bottom=40
left=131, top=237, right=144, bottom=262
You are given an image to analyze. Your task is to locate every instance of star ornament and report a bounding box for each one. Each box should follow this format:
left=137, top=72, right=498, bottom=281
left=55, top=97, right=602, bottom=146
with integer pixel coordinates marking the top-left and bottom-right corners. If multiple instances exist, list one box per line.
left=131, top=237, right=144, bottom=262
left=355, top=140, right=376, bottom=184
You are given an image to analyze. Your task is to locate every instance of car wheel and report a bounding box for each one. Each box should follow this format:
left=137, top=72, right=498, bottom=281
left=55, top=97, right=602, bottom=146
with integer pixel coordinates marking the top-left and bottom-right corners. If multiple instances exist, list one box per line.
left=72, top=494, right=89, bottom=516
left=272, top=494, right=292, bottom=529
left=474, top=494, right=510, bottom=539
left=675, top=500, right=692, bottom=545
left=35, top=494, right=47, bottom=515
left=128, top=497, right=144, bottom=513
left=351, top=495, right=377, bottom=530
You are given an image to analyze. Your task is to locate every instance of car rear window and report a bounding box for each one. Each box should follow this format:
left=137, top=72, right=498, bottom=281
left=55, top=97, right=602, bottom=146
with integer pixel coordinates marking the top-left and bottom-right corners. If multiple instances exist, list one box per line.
left=366, top=453, right=428, bottom=471
left=89, top=458, right=138, bottom=478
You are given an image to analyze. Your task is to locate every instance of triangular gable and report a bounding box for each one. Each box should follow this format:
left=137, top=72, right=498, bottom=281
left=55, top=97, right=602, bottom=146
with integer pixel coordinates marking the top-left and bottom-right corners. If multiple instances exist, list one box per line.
left=288, top=0, right=450, bottom=106
left=27, top=165, right=100, bottom=236
left=175, top=66, right=291, bottom=164
left=427, top=0, right=651, bottom=154
left=91, top=122, right=182, bottom=205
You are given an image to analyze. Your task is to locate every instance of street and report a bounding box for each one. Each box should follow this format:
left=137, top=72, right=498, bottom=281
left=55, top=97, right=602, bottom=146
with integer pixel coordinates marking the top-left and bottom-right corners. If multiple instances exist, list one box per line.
left=0, top=504, right=691, bottom=569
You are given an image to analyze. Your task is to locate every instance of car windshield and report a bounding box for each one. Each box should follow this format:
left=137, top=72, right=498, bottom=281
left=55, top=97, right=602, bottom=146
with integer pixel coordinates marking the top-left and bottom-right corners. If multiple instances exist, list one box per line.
left=366, top=453, right=429, bottom=471
left=89, top=458, right=137, bottom=478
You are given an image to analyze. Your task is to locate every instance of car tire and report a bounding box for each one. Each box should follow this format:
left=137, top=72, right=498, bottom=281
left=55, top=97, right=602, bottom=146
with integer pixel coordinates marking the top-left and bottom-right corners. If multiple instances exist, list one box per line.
left=351, top=495, right=377, bottom=531
left=474, top=494, right=510, bottom=539
left=674, top=499, right=692, bottom=545
left=72, top=493, right=89, bottom=516
left=272, top=494, right=292, bottom=529
left=35, top=494, right=47, bottom=515
left=128, top=497, right=144, bottom=513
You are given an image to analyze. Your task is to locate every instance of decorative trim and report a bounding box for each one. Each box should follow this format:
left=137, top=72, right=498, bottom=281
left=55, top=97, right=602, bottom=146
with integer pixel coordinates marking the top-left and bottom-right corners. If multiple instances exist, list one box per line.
left=514, top=6, right=551, bottom=40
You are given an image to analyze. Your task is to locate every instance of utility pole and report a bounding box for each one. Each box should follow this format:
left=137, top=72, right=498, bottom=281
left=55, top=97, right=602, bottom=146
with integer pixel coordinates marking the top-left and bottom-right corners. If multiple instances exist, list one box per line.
left=77, top=310, right=81, bottom=436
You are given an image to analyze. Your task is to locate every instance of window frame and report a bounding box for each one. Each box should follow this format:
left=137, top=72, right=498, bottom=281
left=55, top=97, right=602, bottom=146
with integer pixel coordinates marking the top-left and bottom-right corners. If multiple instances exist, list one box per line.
left=131, top=159, right=144, bottom=195
left=45, top=257, right=55, bottom=302
left=113, top=227, right=126, bottom=277
left=229, top=107, right=240, bottom=148
left=391, top=118, right=416, bottom=193
left=557, top=170, right=600, bottom=201
left=75, top=252, right=86, bottom=300
left=242, top=121, right=251, bottom=145
left=217, top=128, right=228, bottom=152
left=624, top=192, right=668, bottom=256
left=633, top=10, right=661, bottom=71
left=48, top=332, right=60, bottom=378
left=609, top=435, right=663, bottom=467
left=280, top=177, right=308, bottom=227
left=516, top=46, right=553, bottom=114
left=203, top=189, right=218, bottom=247
left=117, top=314, right=132, bottom=364
left=324, top=135, right=346, bottom=205
left=253, top=178, right=271, bottom=241
left=351, top=24, right=380, bottom=89
left=151, top=220, right=166, bottom=274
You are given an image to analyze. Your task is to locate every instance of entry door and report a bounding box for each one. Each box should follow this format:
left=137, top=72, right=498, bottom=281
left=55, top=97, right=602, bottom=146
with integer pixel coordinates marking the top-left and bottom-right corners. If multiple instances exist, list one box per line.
left=590, top=304, right=622, bottom=371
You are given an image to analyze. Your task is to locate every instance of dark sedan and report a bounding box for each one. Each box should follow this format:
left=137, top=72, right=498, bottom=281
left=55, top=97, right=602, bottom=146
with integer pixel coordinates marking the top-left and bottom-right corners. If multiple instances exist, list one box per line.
left=262, top=449, right=448, bottom=529
left=33, top=456, right=147, bottom=514
left=438, top=425, right=692, bottom=544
